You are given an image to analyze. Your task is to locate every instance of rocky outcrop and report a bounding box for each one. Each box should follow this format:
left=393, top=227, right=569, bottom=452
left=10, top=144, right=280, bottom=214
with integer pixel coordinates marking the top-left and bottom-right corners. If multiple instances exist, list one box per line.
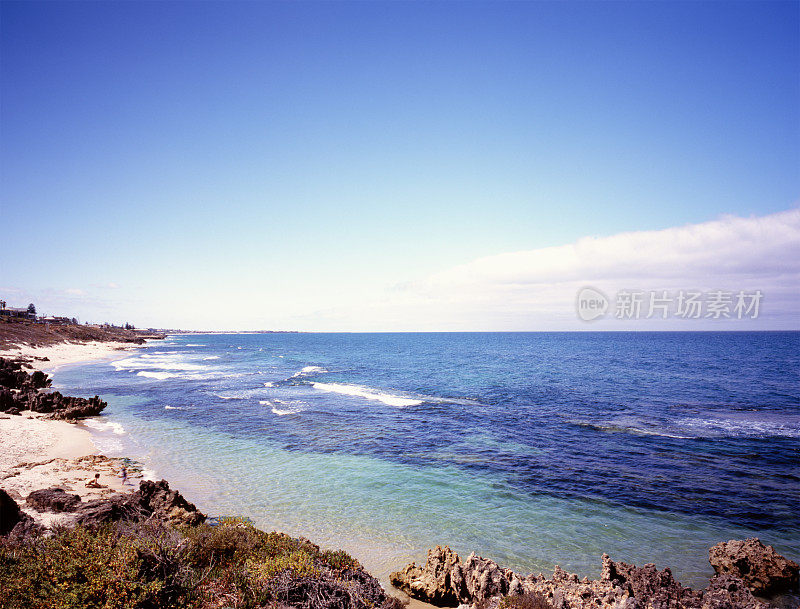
left=0, top=358, right=107, bottom=420
left=16, top=389, right=107, bottom=419
left=454, top=553, right=525, bottom=602
left=392, top=546, right=778, bottom=609
left=27, top=487, right=82, bottom=513
left=0, top=358, right=51, bottom=391
left=599, top=553, right=701, bottom=606
left=73, top=493, right=138, bottom=524
left=390, top=545, right=463, bottom=605
left=12, top=479, right=205, bottom=530
left=74, top=479, right=205, bottom=527
left=43, top=392, right=107, bottom=419
left=709, top=538, right=799, bottom=596
left=703, top=573, right=770, bottom=609
left=135, top=479, right=205, bottom=526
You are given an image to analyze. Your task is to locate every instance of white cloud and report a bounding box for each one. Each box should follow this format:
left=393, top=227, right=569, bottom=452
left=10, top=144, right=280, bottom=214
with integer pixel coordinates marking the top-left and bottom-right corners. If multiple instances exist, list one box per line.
left=421, top=208, right=800, bottom=289
left=311, top=208, right=800, bottom=331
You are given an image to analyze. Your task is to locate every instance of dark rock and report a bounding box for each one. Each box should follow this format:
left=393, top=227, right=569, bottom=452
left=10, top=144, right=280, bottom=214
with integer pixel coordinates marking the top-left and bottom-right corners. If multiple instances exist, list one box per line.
left=29, top=370, right=50, bottom=388
left=709, top=538, right=799, bottom=596
left=6, top=406, right=20, bottom=416
left=74, top=479, right=205, bottom=527
left=0, top=488, right=27, bottom=535
left=0, top=387, right=15, bottom=411
left=0, top=357, right=51, bottom=391
left=27, top=487, right=82, bottom=513
left=0, top=357, right=102, bottom=419
left=0, top=488, right=42, bottom=539
left=48, top=394, right=106, bottom=420
left=74, top=494, right=136, bottom=526
left=135, top=479, right=205, bottom=526
left=20, top=389, right=107, bottom=419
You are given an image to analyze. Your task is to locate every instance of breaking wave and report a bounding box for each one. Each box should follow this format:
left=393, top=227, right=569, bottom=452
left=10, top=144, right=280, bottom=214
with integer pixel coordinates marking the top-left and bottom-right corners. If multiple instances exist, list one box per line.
left=311, top=382, right=422, bottom=407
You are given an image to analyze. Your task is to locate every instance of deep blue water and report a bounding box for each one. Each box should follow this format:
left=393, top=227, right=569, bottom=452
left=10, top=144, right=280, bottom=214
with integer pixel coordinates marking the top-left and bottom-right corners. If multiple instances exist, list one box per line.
left=53, top=332, right=800, bottom=587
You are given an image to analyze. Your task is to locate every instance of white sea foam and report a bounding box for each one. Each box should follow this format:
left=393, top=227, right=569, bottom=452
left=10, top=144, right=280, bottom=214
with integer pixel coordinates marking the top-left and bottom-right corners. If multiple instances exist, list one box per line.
left=112, top=355, right=207, bottom=372
left=215, top=394, right=244, bottom=400
left=164, top=405, right=184, bottom=410
left=289, top=365, right=329, bottom=379
left=677, top=416, right=800, bottom=438
left=186, top=344, right=205, bottom=347
left=83, top=418, right=127, bottom=435
left=312, top=382, right=422, bottom=407
left=137, top=371, right=181, bottom=380
left=203, top=356, right=220, bottom=360
left=264, top=382, right=275, bottom=387
left=626, top=427, right=694, bottom=440
left=261, top=399, right=306, bottom=415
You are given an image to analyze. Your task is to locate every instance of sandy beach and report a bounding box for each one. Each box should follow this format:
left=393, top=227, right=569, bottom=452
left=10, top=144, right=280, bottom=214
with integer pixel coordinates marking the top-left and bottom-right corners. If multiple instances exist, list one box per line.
left=0, top=340, right=147, bottom=528
left=0, top=339, right=145, bottom=374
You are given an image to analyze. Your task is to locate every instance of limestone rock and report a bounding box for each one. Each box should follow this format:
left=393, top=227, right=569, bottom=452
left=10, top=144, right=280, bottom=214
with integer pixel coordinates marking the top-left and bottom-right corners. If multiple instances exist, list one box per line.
left=390, top=545, right=463, bottom=605
left=600, top=553, right=702, bottom=607
left=394, top=549, right=777, bottom=609
left=702, top=573, right=769, bottom=609
left=453, top=552, right=518, bottom=603
left=709, top=538, right=799, bottom=596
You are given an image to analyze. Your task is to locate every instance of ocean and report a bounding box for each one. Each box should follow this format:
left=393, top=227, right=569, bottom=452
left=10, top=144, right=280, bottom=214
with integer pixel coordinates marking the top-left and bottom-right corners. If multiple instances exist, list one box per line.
left=52, top=331, right=800, bottom=588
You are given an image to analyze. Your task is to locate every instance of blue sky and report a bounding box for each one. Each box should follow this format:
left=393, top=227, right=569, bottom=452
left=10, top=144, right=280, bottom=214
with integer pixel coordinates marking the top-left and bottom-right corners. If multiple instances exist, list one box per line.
left=1, top=1, right=798, bottom=330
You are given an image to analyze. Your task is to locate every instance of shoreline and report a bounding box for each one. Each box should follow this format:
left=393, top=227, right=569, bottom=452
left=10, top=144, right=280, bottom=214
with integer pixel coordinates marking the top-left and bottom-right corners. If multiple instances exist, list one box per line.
left=1, top=338, right=797, bottom=608
left=0, top=340, right=148, bottom=529
left=0, top=339, right=147, bottom=375
left=0, top=338, right=435, bottom=607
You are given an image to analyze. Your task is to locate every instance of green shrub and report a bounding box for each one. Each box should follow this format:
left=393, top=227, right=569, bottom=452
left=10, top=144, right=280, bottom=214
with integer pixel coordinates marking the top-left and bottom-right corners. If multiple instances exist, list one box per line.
left=0, top=524, right=174, bottom=609
left=320, top=549, right=362, bottom=572
left=0, top=516, right=382, bottom=609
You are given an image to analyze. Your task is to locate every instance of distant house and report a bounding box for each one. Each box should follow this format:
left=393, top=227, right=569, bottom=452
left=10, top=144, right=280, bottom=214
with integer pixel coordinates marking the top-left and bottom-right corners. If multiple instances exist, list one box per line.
left=0, top=304, right=34, bottom=319
left=40, top=316, right=72, bottom=325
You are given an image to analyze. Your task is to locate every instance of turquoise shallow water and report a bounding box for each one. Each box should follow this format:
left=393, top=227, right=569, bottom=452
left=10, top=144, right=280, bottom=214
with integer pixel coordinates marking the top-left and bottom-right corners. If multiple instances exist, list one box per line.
left=54, top=332, right=800, bottom=587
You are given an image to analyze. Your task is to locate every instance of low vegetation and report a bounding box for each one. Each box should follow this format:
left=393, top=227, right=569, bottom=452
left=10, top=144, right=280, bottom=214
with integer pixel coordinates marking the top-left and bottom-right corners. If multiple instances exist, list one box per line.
left=0, top=517, right=396, bottom=609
